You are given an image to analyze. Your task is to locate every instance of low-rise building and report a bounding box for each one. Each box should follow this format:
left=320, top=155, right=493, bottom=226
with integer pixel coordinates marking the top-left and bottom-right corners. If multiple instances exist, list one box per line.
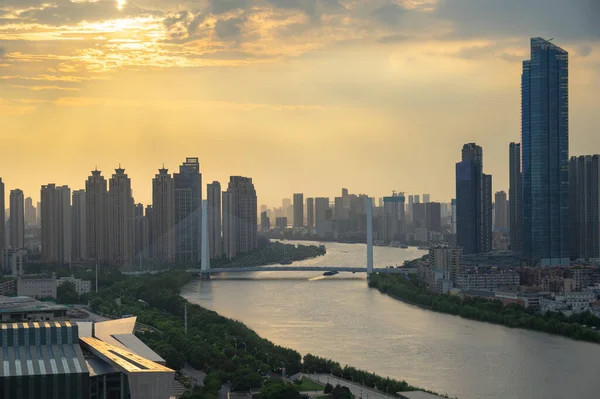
left=17, top=275, right=57, bottom=299
left=540, top=291, right=596, bottom=315
left=57, top=275, right=92, bottom=295
left=2, top=248, right=26, bottom=276
left=455, top=270, right=520, bottom=291
left=0, top=295, right=68, bottom=321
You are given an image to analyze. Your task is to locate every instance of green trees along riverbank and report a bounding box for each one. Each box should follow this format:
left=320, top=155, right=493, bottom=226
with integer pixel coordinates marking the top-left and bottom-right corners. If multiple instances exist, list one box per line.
left=369, top=273, right=600, bottom=343
left=88, top=271, right=445, bottom=398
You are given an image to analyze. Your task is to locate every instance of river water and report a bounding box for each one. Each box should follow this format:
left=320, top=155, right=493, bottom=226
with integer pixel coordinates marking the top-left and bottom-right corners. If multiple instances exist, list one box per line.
left=181, top=241, right=600, bottom=399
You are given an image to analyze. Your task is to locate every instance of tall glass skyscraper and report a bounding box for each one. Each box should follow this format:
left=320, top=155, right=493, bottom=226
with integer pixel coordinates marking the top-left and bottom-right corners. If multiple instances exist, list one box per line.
left=521, top=37, right=569, bottom=266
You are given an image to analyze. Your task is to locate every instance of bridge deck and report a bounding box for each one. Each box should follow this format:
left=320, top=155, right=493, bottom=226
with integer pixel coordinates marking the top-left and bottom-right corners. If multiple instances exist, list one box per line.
left=190, top=266, right=414, bottom=274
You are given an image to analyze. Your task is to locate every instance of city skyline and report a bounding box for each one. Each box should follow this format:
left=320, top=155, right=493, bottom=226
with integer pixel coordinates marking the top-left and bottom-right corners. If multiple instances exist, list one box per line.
left=1, top=1, right=599, bottom=207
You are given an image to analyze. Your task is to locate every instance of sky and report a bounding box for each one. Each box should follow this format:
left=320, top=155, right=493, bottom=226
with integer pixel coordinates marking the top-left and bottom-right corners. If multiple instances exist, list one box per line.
left=1, top=0, right=599, bottom=208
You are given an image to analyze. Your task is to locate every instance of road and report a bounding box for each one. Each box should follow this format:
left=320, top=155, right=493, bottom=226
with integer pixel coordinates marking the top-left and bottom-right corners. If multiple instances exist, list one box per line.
left=307, top=374, right=395, bottom=399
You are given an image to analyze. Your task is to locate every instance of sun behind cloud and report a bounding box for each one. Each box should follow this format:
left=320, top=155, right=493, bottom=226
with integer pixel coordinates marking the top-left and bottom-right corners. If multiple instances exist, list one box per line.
left=117, top=0, right=126, bottom=11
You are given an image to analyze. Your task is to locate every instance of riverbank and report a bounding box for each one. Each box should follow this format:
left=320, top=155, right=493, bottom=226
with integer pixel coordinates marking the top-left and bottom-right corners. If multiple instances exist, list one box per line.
left=89, top=271, right=448, bottom=398
left=369, top=273, right=600, bottom=343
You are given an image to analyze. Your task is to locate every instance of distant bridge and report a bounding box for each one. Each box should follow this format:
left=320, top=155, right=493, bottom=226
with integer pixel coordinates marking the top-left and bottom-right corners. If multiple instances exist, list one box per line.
left=191, top=266, right=416, bottom=275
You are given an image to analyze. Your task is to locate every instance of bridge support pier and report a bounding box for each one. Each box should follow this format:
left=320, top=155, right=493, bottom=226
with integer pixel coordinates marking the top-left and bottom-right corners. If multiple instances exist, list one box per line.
left=199, top=272, right=211, bottom=280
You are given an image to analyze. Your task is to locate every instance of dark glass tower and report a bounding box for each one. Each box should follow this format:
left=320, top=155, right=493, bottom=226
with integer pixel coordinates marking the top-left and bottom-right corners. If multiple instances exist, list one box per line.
left=509, top=143, right=522, bottom=254
left=456, top=143, right=492, bottom=254
left=521, top=37, right=569, bottom=266
left=173, top=158, right=202, bottom=265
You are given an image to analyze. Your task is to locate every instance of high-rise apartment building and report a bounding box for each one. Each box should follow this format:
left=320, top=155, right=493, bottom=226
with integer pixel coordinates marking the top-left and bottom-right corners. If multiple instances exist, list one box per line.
left=293, top=193, right=304, bottom=228
left=306, top=198, right=314, bottom=230
left=222, top=177, right=257, bottom=259
left=9, top=189, right=25, bottom=249
left=36, top=201, right=41, bottom=224
left=145, top=205, right=153, bottom=259
left=260, top=211, right=270, bottom=232
left=569, top=155, right=600, bottom=260
left=41, top=184, right=71, bottom=265
left=426, top=202, right=442, bottom=233
left=86, top=169, right=108, bottom=264
left=173, top=157, right=201, bottom=265
left=108, top=167, right=134, bottom=268
left=71, top=189, right=87, bottom=261
left=315, top=198, right=329, bottom=223
left=522, top=37, right=569, bottom=266
left=509, top=143, right=522, bottom=253
left=456, top=143, right=492, bottom=254
left=24, top=197, right=36, bottom=225
left=423, top=194, right=431, bottom=204
left=207, top=181, right=222, bottom=259
left=382, top=194, right=405, bottom=241
left=134, top=203, right=150, bottom=261
left=152, top=167, right=175, bottom=263
left=0, top=178, right=4, bottom=269
left=413, top=203, right=426, bottom=229
left=494, top=191, right=508, bottom=231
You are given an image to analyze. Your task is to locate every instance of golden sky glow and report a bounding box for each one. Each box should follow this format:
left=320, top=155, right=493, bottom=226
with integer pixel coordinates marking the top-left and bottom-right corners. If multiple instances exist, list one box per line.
left=1, top=0, right=599, bottom=206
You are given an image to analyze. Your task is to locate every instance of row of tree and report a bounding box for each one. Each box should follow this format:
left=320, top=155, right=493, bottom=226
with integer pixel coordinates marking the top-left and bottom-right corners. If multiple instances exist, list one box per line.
left=369, top=273, right=600, bottom=343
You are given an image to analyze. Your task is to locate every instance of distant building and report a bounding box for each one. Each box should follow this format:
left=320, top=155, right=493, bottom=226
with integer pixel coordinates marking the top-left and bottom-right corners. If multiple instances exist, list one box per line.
left=152, top=167, right=175, bottom=263
left=86, top=169, right=108, bottom=265
left=412, top=203, right=426, bottom=229
left=2, top=248, right=26, bottom=276
left=57, top=275, right=92, bottom=295
left=306, top=197, right=314, bottom=231
left=24, top=197, right=36, bottom=225
left=17, top=276, right=57, bottom=299
left=9, top=189, right=25, bottom=249
left=72, top=189, right=87, bottom=262
left=494, top=191, right=508, bottom=231
left=207, top=181, right=222, bottom=260
left=108, top=167, right=134, bottom=268
left=293, top=193, right=304, bottom=228
left=509, top=142, right=522, bottom=253
left=0, top=279, right=15, bottom=296
left=429, top=246, right=462, bottom=282
left=456, top=143, right=492, bottom=254
left=382, top=194, right=405, bottom=242
left=426, top=202, right=442, bottom=233
left=222, top=177, right=257, bottom=259
left=260, top=211, right=270, bottom=232
left=134, top=203, right=150, bottom=261
left=173, top=157, right=202, bottom=265
left=41, top=184, right=71, bottom=265
left=275, top=217, right=288, bottom=230
left=454, top=271, right=520, bottom=291
left=569, top=155, right=600, bottom=260
left=315, top=197, right=329, bottom=225
left=422, top=194, right=430, bottom=204
left=521, top=37, right=570, bottom=266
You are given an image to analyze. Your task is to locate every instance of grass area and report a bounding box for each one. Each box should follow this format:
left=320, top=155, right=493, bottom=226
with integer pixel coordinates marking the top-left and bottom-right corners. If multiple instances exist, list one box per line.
left=296, top=378, right=325, bottom=392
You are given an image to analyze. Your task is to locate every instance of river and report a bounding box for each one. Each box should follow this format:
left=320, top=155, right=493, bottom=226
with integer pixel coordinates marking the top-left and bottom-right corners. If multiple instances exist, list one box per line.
left=181, top=241, right=600, bottom=399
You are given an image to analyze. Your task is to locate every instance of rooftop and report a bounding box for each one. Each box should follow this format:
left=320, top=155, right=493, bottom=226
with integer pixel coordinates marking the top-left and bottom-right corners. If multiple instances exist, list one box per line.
left=397, top=391, right=449, bottom=399
left=0, top=295, right=68, bottom=314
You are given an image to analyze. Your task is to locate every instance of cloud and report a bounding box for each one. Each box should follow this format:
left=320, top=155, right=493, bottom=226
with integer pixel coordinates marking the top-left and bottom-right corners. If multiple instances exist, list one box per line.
left=210, top=0, right=251, bottom=15
left=215, top=16, right=246, bottom=40
left=0, top=45, right=4, bottom=57
left=579, top=45, right=593, bottom=57
left=371, top=3, right=407, bottom=26
left=378, top=34, right=414, bottom=44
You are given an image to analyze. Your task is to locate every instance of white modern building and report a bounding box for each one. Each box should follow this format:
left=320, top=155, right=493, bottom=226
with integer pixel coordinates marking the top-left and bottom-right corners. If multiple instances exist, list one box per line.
left=17, top=275, right=57, bottom=299
left=57, top=275, right=92, bottom=295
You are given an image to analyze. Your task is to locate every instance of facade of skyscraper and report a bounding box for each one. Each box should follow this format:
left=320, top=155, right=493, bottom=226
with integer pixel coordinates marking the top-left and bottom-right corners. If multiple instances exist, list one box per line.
left=152, top=167, right=175, bottom=263
left=9, top=189, right=24, bottom=249
left=0, top=178, right=4, bottom=269
left=85, top=169, right=108, bottom=264
left=509, top=142, right=522, bottom=253
left=222, top=177, right=257, bottom=259
left=145, top=205, right=153, bottom=259
left=222, top=191, right=235, bottom=259
left=108, top=167, right=134, bottom=268
left=207, top=181, right=222, bottom=259
left=293, top=193, right=304, bottom=228
left=72, top=189, right=87, bottom=262
left=412, top=203, right=426, bottom=229
left=260, top=211, right=270, bottom=232
left=382, top=194, right=405, bottom=241
left=494, top=191, right=508, bottom=231
left=24, top=197, right=36, bottom=225
left=315, top=198, right=329, bottom=223
left=522, top=37, right=569, bottom=266
left=456, top=143, right=492, bottom=254
left=306, top=197, right=314, bottom=230
left=173, top=157, right=202, bottom=265
left=134, top=203, right=150, bottom=261
left=569, top=155, right=600, bottom=260
left=41, top=184, right=71, bottom=265
left=423, top=194, right=431, bottom=204
left=426, top=202, right=442, bottom=233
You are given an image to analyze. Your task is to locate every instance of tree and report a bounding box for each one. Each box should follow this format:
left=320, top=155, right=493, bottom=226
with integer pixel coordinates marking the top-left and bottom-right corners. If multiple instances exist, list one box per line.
left=57, top=281, right=79, bottom=304
left=261, top=380, right=302, bottom=399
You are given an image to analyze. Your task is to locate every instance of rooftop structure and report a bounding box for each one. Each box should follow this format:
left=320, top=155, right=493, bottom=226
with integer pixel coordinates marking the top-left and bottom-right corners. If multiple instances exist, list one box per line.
left=0, top=295, right=67, bottom=321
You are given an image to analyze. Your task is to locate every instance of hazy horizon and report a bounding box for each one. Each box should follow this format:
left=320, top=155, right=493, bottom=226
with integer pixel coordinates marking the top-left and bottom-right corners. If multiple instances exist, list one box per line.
left=1, top=0, right=599, bottom=207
